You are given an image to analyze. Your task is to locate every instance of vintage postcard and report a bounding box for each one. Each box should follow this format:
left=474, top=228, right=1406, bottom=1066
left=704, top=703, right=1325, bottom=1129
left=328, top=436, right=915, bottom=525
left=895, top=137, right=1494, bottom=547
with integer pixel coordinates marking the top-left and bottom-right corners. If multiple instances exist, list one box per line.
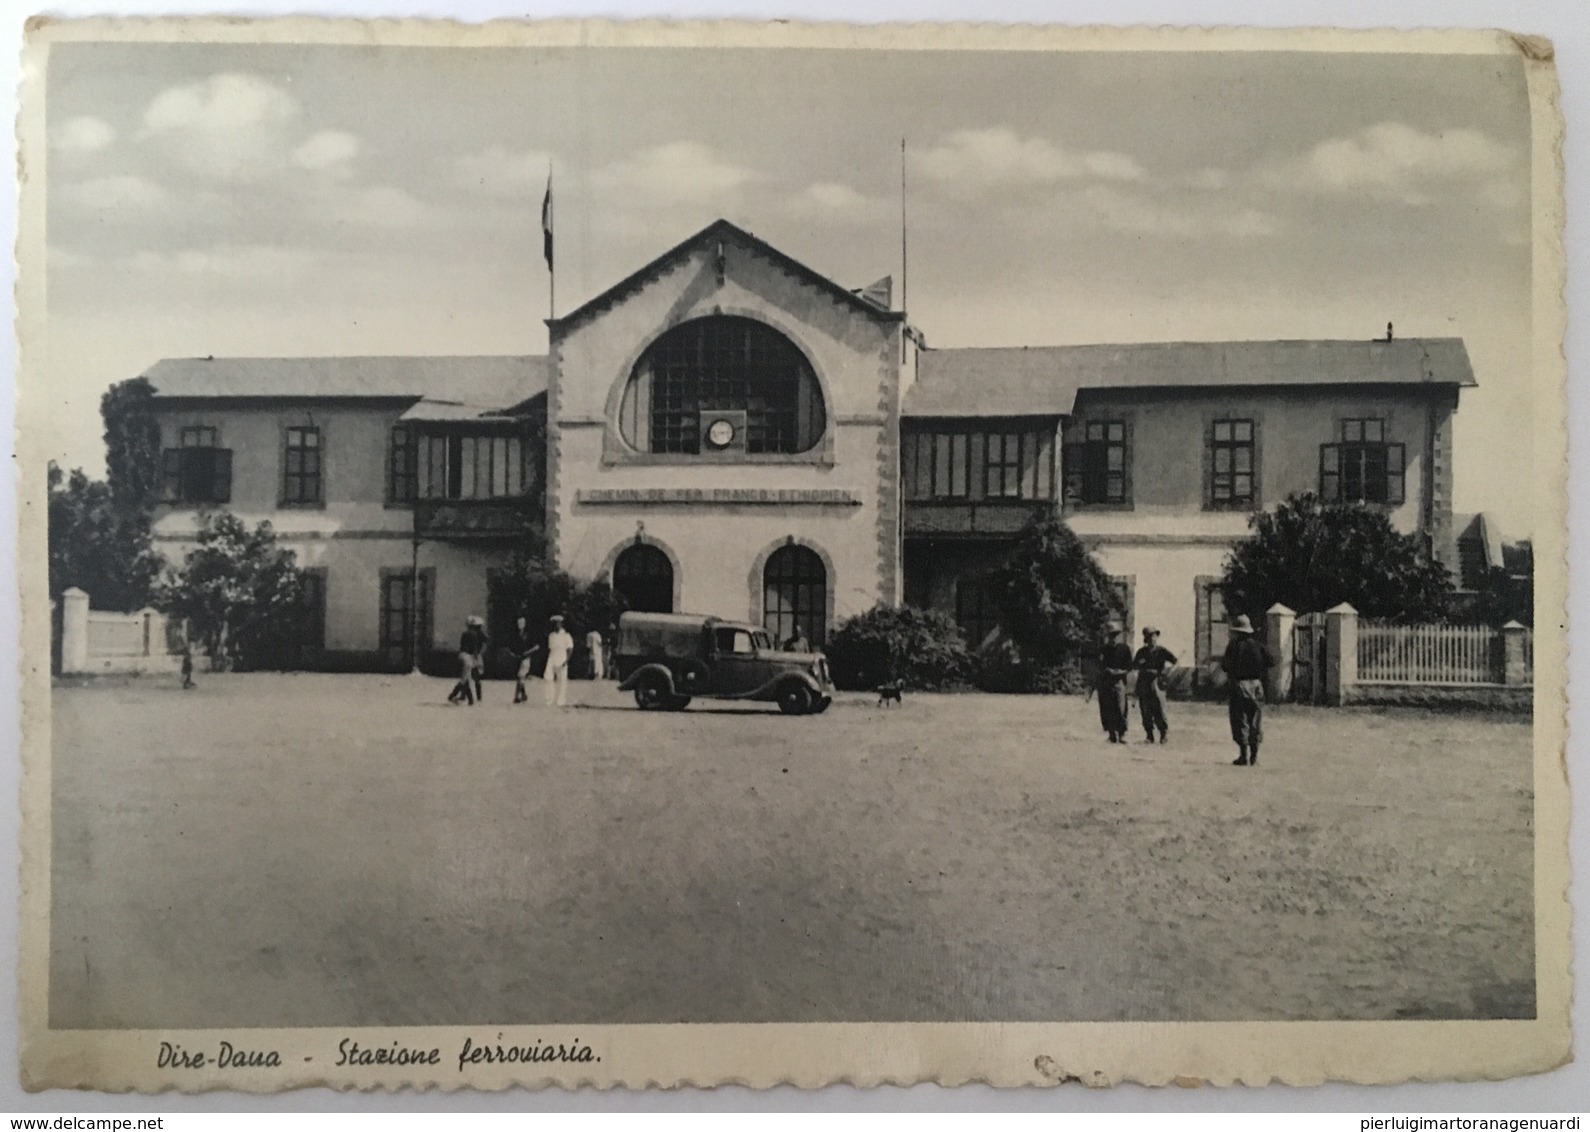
left=14, top=18, right=1569, bottom=1091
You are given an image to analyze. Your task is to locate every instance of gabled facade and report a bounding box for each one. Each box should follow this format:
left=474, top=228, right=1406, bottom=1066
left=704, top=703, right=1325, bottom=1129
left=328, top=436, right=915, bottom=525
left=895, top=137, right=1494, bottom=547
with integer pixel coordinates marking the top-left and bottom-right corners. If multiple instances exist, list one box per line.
left=546, top=220, right=911, bottom=646
left=139, top=220, right=1475, bottom=681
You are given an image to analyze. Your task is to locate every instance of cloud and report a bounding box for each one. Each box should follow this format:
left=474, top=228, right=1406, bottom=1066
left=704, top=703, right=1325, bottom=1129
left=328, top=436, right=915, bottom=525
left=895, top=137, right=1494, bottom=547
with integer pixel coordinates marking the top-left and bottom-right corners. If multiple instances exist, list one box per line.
left=138, top=72, right=301, bottom=182
left=452, top=145, right=553, bottom=197
left=320, top=184, right=431, bottom=229
left=291, top=130, right=361, bottom=177
left=127, top=243, right=317, bottom=282
left=593, top=141, right=758, bottom=205
left=913, top=127, right=1146, bottom=198
left=787, top=181, right=888, bottom=225
left=1078, top=185, right=1279, bottom=240
left=1263, top=121, right=1520, bottom=207
left=65, top=174, right=170, bottom=212
left=1183, top=167, right=1231, bottom=192
left=52, top=116, right=116, bottom=155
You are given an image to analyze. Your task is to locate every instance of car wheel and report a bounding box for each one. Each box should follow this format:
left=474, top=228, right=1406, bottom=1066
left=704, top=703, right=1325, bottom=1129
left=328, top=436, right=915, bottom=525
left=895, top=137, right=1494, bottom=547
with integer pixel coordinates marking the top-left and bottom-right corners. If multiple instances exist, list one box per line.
left=634, top=673, right=671, bottom=711
left=665, top=695, right=692, bottom=711
left=777, top=682, right=813, bottom=715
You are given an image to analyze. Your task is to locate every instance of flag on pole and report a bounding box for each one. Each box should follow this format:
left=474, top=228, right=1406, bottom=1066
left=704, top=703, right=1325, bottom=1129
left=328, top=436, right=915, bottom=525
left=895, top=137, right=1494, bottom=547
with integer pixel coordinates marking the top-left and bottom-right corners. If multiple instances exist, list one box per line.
left=541, top=170, right=554, bottom=271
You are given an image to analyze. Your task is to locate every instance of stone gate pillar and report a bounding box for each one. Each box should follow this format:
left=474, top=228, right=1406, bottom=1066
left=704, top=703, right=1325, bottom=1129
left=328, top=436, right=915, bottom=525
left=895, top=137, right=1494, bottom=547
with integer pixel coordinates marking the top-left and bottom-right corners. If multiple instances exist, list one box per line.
left=1501, top=620, right=1530, bottom=686
left=61, top=587, right=90, bottom=675
left=1323, top=602, right=1358, bottom=706
left=1266, top=603, right=1295, bottom=702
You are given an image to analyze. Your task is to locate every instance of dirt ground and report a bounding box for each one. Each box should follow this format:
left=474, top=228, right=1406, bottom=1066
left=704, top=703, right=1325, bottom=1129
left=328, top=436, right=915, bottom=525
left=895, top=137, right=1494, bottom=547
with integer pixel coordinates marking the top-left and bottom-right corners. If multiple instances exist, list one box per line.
left=48, top=673, right=1534, bottom=1028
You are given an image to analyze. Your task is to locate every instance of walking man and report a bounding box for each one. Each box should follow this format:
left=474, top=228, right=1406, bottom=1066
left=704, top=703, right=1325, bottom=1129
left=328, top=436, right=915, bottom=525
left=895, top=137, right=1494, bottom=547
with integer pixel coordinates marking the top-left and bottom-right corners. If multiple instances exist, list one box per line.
left=1220, top=613, right=1274, bottom=766
left=449, top=615, right=487, bottom=706
left=511, top=614, right=534, bottom=704
left=544, top=614, right=574, bottom=708
left=1096, top=621, right=1133, bottom=743
left=585, top=624, right=606, bottom=680
left=1132, top=626, right=1177, bottom=744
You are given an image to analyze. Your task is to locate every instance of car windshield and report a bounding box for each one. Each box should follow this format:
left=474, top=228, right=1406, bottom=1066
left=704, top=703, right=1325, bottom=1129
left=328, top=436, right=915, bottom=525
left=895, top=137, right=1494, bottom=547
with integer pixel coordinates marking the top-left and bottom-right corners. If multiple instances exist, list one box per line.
left=752, top=631, right=773, bottom=651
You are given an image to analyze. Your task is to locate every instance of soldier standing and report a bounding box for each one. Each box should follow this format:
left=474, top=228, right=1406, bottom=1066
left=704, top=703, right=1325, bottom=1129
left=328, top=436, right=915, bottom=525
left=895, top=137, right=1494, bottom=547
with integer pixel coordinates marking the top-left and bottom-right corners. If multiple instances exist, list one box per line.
left=1220, top=614, right=1274, bottom=766
left=511, top=615, right=534, bottom=704
left=544, top=614, right=574, bottom=708
left=1132, top=626, right=1177, bottom=744
left=1096, top=622, right=1133, bottom=743
left=448, top=615, right=487, bottom=706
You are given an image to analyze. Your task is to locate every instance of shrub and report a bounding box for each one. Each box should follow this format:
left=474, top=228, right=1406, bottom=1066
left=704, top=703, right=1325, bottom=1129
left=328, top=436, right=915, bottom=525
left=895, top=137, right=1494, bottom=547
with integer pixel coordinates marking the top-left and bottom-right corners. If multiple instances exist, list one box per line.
left=973, top=635, right=1088, bottom=694
left=825, top=604, right=975, bottom=691
left=997, top=512, right=1122, bottom=669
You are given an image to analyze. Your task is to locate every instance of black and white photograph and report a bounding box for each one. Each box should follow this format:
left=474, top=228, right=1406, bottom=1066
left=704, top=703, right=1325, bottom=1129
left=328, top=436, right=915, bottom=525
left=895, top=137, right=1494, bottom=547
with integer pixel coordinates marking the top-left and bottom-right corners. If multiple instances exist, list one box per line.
left=13, top=17, right=1570, bottom=1091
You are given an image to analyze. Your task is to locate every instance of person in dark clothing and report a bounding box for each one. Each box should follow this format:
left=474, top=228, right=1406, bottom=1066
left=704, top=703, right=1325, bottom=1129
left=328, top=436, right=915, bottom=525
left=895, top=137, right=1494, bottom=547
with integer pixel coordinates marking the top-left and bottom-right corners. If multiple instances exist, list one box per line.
left=1220, top=613, right=1274, bottom=766
left=180, top=644, right=195, bottom=691
left=449, top=616, right=488, bottom=706
left=510, top=615, right=535, bottom=704
left=1096, top=622, right=1133, bottom=743
left=1132, top=627, right=1177, bottom=743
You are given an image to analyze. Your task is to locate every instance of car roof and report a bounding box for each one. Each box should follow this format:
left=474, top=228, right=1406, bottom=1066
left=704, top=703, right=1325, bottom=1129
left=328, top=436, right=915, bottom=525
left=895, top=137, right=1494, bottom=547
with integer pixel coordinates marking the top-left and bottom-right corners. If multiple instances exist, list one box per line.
left=618, top=611, right=766, bottom=635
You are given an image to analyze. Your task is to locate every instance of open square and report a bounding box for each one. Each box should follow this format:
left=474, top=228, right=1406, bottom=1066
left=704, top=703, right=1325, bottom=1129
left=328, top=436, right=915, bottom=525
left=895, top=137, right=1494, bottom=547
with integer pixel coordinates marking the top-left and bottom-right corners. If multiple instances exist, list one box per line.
left=50, top=673, right=1534, bottom=1028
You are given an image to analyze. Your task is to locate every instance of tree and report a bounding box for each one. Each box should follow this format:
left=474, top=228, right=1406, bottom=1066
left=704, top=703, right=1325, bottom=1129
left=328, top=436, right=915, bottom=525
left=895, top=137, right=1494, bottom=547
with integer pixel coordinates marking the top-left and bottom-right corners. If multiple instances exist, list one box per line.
left=47, top=462, right=164, bottom=611
left=159, top=511, right=309, bottom=671
left=996, top=512, right=1123, bottom=670
left=1220, top=492, right=1454, bottom=624
left=824, top=605, right=974, bottom=691
left=100, top=376, right=163, bottom=514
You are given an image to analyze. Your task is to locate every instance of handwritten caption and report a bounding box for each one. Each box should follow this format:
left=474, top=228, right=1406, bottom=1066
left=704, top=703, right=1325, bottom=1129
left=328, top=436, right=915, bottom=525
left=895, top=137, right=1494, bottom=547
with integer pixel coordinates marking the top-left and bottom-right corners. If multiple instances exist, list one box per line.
left=157, top=1035, right=601, bottom=1074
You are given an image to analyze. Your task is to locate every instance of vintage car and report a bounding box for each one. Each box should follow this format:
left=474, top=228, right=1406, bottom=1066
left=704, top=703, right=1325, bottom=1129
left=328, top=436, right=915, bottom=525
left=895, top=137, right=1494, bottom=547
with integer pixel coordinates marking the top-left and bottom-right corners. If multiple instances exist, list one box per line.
left=614, top=611, right=834, bottom=714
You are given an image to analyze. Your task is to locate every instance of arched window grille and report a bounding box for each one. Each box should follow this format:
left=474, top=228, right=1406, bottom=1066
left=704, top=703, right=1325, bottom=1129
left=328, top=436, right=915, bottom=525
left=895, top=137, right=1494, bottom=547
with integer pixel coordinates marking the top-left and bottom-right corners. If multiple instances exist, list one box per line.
left=618, top=316, right=825, bottom=455
left=613, top=544, right=674, bottom=614
left=763, top=545, right=827, bottom=647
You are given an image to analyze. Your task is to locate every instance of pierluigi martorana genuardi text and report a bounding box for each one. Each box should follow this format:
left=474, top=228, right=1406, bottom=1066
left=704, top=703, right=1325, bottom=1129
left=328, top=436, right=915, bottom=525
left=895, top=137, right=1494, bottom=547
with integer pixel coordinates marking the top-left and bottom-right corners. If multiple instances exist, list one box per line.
left=1363, top=1121, right=1580, bottom=1130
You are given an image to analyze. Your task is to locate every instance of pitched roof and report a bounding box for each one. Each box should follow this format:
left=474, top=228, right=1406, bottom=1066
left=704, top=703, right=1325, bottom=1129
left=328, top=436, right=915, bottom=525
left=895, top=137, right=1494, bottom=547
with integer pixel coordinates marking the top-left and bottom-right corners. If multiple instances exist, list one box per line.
left=904, top=338, right=1477, bottom=418
left=144, top=355, right=548, bottom=411
left=549, top=218, right=907, bottom=333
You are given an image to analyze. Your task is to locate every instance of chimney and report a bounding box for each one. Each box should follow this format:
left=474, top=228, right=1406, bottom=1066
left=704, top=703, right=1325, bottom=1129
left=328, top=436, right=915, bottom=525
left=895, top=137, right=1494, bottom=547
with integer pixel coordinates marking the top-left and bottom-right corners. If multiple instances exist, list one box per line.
left=1385, top=322, right=1394, bottom=342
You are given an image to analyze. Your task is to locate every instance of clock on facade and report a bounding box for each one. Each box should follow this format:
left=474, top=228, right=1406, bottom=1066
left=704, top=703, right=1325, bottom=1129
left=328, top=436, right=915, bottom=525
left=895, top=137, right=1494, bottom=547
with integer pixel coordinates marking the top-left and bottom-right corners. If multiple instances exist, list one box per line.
left=705, top=418, right=736, bottom=449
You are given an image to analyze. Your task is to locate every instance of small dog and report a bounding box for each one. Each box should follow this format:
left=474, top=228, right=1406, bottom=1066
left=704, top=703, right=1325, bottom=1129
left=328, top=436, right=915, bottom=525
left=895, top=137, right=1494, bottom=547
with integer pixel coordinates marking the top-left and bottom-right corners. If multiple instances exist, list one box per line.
left=876, top=681, right=904, bottom=707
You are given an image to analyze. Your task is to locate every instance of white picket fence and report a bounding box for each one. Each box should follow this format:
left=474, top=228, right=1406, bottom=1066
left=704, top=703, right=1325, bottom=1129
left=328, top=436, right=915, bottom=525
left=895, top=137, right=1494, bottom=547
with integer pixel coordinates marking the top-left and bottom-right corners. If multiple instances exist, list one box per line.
left=1356, top=621, right=1508, bottom=686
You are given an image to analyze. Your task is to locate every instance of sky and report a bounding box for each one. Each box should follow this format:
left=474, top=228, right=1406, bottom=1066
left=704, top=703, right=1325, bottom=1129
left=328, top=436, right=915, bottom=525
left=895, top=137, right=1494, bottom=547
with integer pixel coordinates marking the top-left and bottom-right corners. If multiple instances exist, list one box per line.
left=40, top=41, right=1535, bottom=532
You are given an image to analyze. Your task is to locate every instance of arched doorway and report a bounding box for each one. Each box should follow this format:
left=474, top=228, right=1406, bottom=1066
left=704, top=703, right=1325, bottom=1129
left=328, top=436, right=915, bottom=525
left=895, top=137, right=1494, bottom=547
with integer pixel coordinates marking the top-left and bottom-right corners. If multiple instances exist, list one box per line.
left=613, top=543, right=674, bottom=614
left=763, top=545, right=827, bottom=647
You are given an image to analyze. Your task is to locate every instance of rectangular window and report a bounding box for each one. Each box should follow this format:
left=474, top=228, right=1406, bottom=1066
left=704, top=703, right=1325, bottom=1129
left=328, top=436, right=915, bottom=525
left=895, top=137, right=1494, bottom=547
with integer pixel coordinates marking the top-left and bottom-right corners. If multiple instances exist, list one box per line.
left=1109, top=576, right=1135, bottom=638
left=414, top=434, right=526, bottom=501
left=955, top=575, right=1002, bottom=650
left=1210, top=418, right=1255, bottom=507
left=299, top=571, right=327, bottom=651
left=1320, top=418, right=1404, bottom=505
left=1080, top=420, right=1128, bottom=504
left=161, top=426, right=231, bottom=504
left=1198, top=580, right=1229, bottom=665
left=379, top=572, right=433, bottom=669
left=282, top=426, right=322, bottom=505
left=903, top=432, right=979, bottom=499
left=388, top=427, right=415, bottom=504
left=984, top=432, right=1024, bottom=498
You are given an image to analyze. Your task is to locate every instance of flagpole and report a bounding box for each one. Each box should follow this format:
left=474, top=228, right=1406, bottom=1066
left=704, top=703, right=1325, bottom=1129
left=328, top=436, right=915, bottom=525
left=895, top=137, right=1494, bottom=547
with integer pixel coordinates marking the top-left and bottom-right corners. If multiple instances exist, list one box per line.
left=546, top=164, right=555, bottom=322
left=900, top=137, right=908, bottom=314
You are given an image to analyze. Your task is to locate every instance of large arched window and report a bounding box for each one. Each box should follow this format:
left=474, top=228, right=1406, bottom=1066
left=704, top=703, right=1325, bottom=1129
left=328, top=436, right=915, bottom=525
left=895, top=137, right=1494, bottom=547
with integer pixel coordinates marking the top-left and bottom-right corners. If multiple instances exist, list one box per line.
left=613, top=544, right=674, bottom=613
left=763, top=545, right=827, bottom=647
left=618, top=316, right=826, bottom=455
